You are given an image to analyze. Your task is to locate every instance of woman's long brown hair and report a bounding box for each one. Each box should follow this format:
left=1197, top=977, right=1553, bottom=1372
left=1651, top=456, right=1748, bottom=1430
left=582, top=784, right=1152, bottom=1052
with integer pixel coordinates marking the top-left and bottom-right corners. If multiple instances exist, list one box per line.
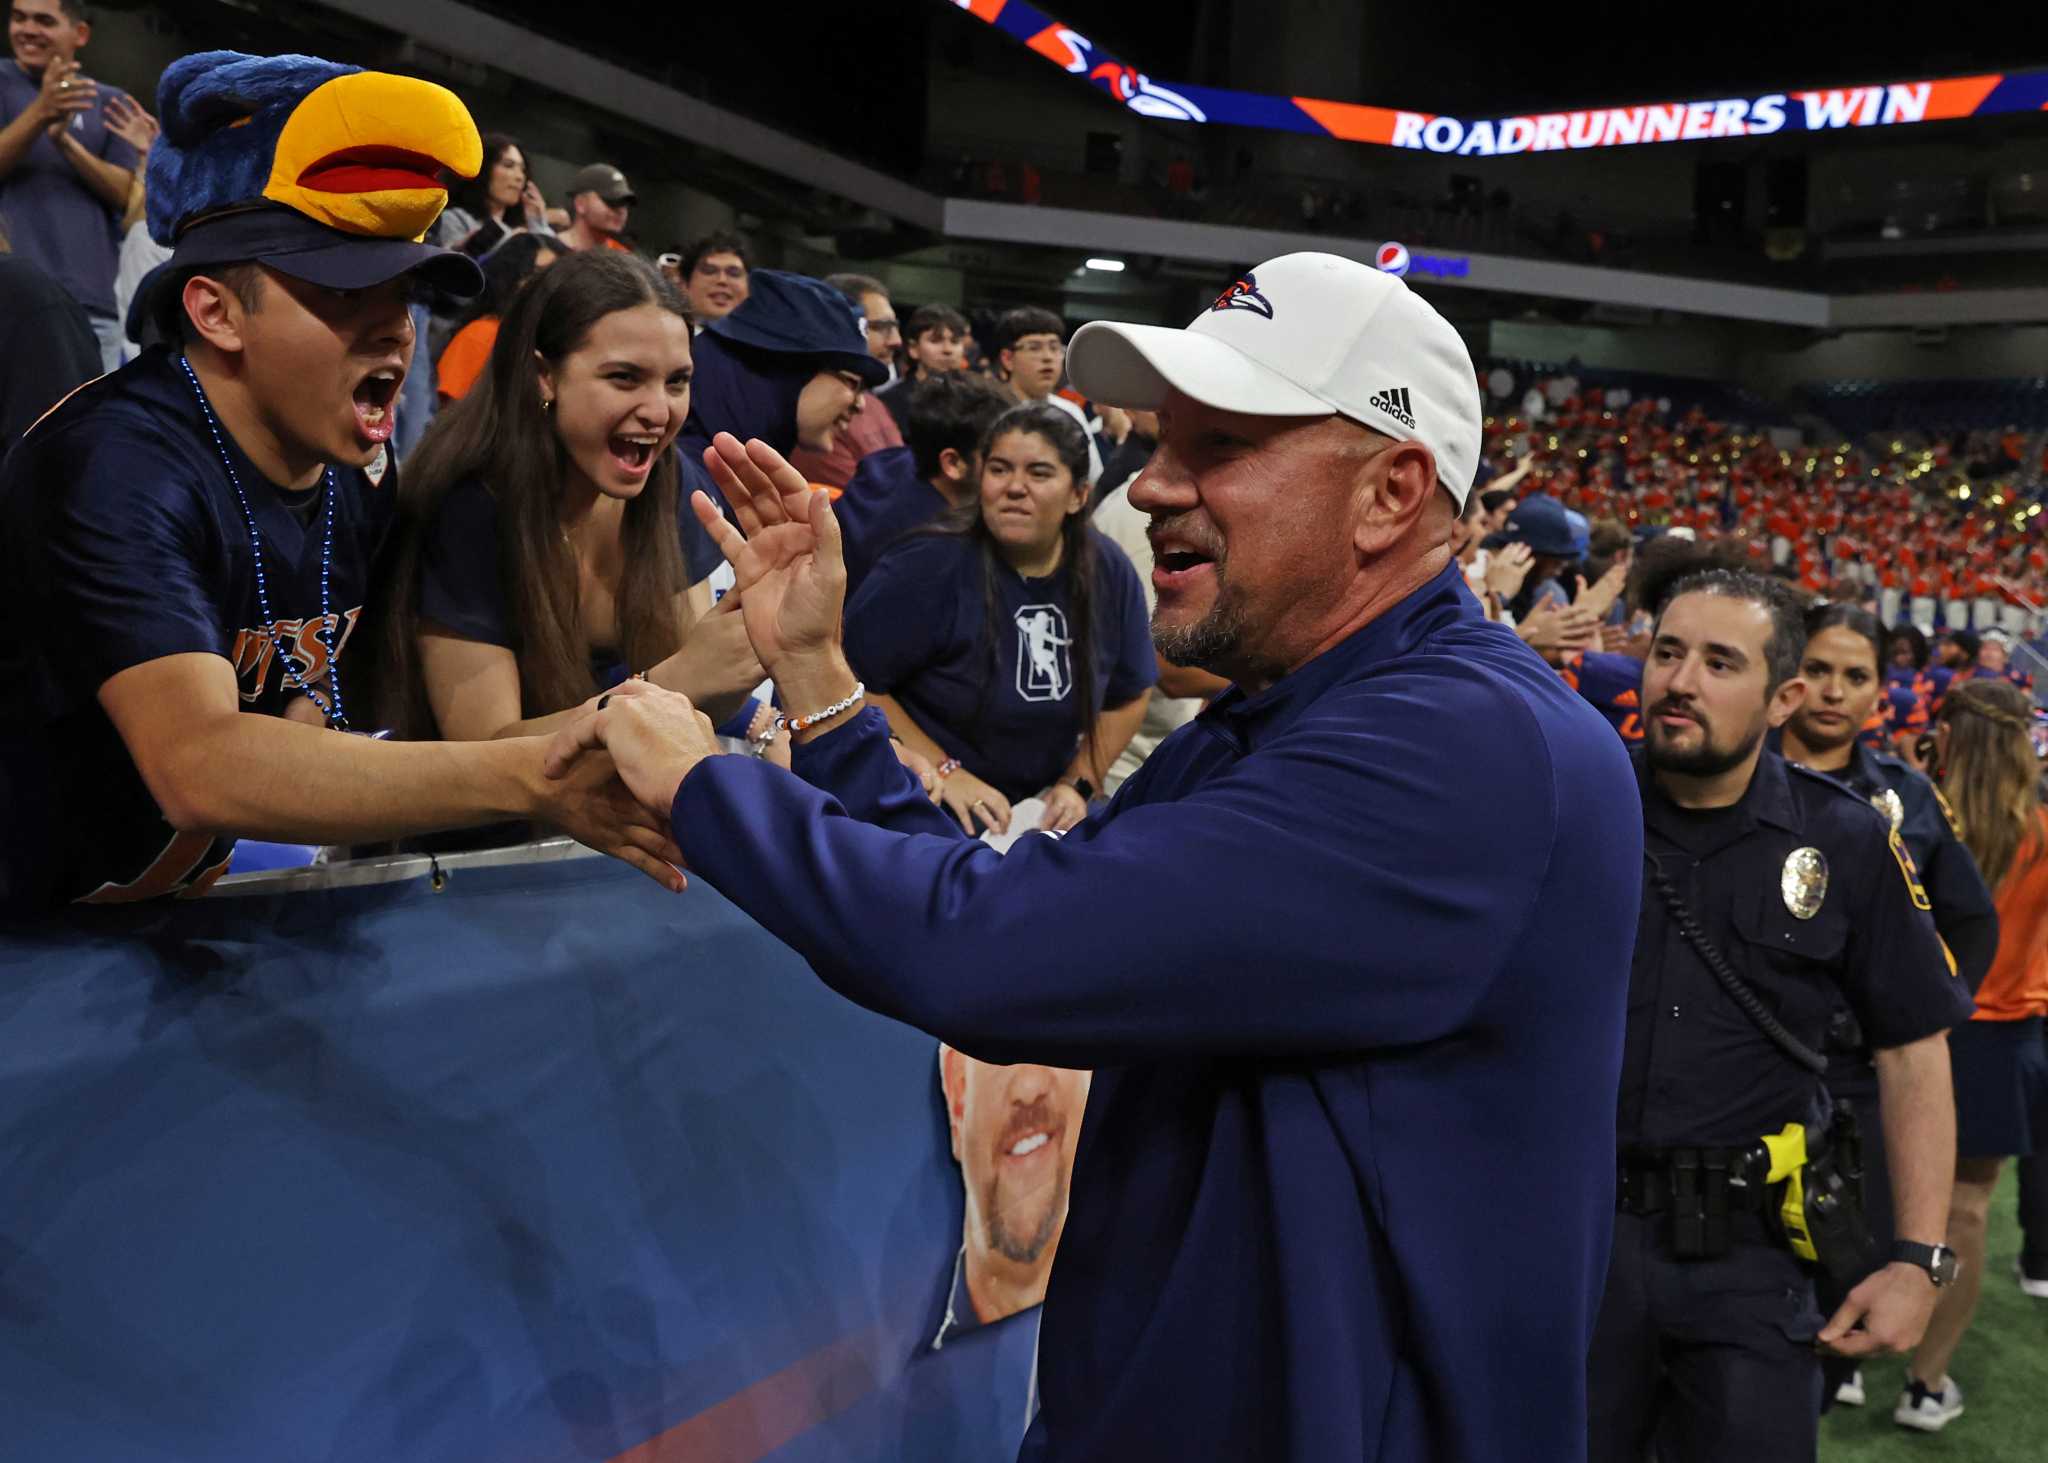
left=374, top=250, right=691, bottom=736
left=1938, top=678, right=2043, bottom=892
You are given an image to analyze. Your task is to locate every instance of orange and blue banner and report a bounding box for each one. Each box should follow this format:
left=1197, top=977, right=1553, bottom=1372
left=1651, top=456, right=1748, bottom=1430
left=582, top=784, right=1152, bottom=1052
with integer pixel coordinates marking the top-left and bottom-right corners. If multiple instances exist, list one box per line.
left=944, top=0, right=2048, bottom=153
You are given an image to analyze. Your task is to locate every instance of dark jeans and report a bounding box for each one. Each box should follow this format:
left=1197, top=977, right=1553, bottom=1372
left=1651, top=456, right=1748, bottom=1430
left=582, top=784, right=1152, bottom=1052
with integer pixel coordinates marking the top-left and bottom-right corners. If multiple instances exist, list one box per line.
left=1589, top=1211, right=1824, bottom=1463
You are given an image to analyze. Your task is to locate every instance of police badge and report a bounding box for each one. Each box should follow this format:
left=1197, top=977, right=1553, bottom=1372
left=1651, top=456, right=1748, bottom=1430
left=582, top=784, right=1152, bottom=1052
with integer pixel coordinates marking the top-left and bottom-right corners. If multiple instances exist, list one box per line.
left=1871, top=788, right=1905, bottom=832
left=1781, top=847, right=1828, bottom=920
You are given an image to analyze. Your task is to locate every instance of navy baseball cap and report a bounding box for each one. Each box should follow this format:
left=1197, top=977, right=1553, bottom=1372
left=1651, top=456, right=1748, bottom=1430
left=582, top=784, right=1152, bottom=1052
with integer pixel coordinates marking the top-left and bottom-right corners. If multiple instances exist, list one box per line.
left=131, top=204, right=483, bottom=344
left=707, top=268, right=888, bottom=388
left=171, top=204, right=483, bottom=294
left=1501, top=496, right=1589, bottom=558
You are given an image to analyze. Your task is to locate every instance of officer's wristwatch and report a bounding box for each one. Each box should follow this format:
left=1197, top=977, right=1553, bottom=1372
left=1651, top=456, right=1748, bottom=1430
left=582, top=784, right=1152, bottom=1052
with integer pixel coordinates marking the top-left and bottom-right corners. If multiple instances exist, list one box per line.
left=1891, top=1240, right=1958, bottom=1287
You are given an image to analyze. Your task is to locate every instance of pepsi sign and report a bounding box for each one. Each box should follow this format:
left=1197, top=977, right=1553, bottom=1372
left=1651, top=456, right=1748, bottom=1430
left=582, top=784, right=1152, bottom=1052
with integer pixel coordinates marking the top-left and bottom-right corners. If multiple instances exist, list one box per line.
left=1376, top=242, right=1468, bottom=280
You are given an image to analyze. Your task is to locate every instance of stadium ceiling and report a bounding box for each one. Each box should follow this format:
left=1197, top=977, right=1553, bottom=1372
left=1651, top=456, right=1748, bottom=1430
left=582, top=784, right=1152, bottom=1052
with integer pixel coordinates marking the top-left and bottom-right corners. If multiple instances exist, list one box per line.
left=944, top=0, right=2048, bottom=157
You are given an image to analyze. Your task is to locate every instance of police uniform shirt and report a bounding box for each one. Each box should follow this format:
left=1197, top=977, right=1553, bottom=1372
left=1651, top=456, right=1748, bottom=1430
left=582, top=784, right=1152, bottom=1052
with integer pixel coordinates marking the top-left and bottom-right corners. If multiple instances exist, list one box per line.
left=834, top=444, right=950, bottom=603
left=843, top=529, right=1156, bottom=801
left=667, top=562, right=1645, bottom=1463
left=1622, top=748, right=1974, bottom=1150
left=0, top=347, right=394, bottom=913
left=1834, top=738, right=2000, bottom=993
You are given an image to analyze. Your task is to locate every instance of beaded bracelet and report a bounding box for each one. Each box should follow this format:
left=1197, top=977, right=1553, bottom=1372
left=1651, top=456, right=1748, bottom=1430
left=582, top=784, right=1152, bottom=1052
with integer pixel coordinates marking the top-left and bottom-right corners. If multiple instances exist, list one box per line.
left=935, top=757, right=962, bottom=779
left=783, top=680, right=866, bottom=737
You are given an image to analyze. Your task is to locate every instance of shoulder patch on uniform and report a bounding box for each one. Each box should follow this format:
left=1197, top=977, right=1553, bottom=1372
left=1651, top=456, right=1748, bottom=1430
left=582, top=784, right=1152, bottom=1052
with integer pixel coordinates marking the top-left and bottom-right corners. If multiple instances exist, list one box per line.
left=1931, top=784, right=1965, bottom=840
left=1887, top=825, right=1934, bottom=912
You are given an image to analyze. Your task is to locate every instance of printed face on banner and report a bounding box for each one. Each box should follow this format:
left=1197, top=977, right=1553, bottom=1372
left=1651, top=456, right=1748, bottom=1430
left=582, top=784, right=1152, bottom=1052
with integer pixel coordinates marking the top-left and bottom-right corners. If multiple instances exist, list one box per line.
left=938, top=1045, right=1092, bottom=1329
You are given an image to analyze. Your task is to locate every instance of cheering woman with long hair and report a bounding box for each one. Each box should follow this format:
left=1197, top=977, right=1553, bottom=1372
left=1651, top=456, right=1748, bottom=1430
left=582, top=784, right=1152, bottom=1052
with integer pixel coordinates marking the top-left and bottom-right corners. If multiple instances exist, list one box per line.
left=1897, top=678, right=2048, bottom=1433
left=378, top=249, right=761, bottom=746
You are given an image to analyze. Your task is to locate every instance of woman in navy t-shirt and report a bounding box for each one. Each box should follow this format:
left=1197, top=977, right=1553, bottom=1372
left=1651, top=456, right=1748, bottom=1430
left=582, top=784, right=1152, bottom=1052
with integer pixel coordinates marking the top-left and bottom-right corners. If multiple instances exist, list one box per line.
left=845, top=402, right=1156, bottom=835
left=376, top=250, right=764, bottom=745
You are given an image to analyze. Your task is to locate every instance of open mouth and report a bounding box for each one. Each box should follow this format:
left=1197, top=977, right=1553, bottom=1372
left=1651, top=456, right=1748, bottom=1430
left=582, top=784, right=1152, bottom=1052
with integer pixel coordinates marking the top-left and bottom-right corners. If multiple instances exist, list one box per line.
left=609, top=433, right=660, bottom=475
left=352, top=368, right=402, bottom=442
left=1153, top=546, right=1217, bottom=591
left=299, top=145, right=446, bottom=195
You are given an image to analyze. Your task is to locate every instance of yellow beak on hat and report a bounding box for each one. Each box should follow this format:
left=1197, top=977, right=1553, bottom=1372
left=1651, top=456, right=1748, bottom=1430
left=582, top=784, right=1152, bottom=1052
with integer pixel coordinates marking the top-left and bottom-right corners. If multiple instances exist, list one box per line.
left=263, top=70, right=482, bottom=241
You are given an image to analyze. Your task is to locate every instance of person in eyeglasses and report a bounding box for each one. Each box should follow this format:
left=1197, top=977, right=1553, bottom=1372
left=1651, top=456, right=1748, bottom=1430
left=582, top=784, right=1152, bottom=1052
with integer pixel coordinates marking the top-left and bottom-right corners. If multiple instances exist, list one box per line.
left=674, top=268, right=889, bottom=587
left=678, top=228, right=748, bottom=325
left=992, top=306, right=1101, bottom=486
left=789, top=272, right=905, bottom=488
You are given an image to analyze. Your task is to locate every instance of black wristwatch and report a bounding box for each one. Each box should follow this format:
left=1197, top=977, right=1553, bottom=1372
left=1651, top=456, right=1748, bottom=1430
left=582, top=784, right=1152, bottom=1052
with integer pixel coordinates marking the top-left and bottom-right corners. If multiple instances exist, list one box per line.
left=1891, top=1240, right=1958, bottom=1287
left=1065, top=777, right=1096, bottom=803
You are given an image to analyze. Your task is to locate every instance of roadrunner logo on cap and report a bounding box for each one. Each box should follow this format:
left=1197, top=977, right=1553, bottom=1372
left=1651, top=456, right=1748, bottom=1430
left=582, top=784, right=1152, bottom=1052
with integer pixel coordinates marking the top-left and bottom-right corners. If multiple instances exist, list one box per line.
left=1210, top=273, right=1274, bottom=319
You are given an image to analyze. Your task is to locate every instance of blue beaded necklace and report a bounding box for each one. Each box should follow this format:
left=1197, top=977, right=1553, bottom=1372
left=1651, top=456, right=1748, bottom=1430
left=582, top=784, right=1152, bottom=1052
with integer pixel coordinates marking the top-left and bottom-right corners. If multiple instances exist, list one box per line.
left=177, top=352, right=355, bottom=732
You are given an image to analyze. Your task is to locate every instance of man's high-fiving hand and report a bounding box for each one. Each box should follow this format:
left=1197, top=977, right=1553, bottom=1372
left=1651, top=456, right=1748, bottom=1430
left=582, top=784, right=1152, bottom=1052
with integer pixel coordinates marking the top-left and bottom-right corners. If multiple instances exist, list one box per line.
left=545, top=681, right=724, bottom=824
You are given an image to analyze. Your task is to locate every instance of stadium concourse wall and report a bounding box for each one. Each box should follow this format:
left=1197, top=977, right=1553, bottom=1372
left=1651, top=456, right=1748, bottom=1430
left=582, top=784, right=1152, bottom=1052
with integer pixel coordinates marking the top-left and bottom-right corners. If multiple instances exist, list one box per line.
left=0, top=844, right=1037, bottom=1463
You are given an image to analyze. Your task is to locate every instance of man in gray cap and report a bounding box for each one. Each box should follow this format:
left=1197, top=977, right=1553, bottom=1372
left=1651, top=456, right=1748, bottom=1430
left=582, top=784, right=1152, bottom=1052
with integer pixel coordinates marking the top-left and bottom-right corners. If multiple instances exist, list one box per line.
left=558, top=162, right=634, bottom=253
left=548, top=251, right=1644, bottom=1462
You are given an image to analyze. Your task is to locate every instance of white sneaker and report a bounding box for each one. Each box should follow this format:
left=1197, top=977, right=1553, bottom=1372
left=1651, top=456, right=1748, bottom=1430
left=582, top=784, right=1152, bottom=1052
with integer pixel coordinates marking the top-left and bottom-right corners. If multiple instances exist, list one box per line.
left=1894, top=1375, right=1965, bottom=1433
left=1834, top=1369, right=1865, bottom=1407
left=2019, top=1259, right=2048, bottom=1300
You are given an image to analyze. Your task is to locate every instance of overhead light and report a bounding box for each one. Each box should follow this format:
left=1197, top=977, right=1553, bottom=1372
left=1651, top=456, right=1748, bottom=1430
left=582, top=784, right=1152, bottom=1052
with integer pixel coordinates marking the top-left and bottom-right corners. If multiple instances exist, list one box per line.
left=1084, top=257, right=1127, bottom=272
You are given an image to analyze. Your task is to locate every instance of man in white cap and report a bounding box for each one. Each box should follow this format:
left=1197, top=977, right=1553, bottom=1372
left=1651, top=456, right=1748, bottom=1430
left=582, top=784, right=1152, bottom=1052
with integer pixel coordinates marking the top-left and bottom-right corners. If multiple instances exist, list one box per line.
left=547, top=252, right=1645, bottom=1462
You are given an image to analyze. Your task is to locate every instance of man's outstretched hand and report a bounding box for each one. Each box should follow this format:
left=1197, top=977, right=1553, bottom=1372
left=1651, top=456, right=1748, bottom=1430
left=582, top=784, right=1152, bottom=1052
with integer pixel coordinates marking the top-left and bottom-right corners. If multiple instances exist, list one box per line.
left=545, top=679, right=724, bottom=827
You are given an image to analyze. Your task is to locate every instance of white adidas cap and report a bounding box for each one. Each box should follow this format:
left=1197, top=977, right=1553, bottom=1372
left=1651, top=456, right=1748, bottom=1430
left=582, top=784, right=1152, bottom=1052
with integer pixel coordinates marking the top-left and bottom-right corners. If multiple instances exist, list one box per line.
left=1067, top=251, right=1483, bottom=507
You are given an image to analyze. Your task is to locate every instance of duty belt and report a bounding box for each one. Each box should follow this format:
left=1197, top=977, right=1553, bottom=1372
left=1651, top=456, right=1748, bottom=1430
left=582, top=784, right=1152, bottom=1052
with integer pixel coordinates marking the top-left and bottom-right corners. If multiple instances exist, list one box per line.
left=1617, top=1147, right=1768, bottom=1218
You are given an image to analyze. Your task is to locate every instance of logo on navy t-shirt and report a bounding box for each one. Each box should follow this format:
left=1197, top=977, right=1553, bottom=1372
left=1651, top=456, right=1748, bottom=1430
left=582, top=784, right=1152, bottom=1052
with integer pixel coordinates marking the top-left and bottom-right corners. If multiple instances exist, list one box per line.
left=1015, top=604, right=1073, bottom=702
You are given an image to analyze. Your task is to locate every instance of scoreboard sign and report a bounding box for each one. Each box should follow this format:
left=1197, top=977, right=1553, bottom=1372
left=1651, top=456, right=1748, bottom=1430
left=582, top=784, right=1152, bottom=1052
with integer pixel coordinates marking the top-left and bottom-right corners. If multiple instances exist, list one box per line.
left=946, top=0, right=2046, bottom=154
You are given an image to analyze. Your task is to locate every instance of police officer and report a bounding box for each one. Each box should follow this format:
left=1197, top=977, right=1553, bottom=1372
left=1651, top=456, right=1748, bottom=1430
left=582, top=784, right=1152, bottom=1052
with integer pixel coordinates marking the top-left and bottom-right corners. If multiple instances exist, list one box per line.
left=1777, top=602, right=2002, bottom=1397
left=1589, top=569, right=1974, bottom=1463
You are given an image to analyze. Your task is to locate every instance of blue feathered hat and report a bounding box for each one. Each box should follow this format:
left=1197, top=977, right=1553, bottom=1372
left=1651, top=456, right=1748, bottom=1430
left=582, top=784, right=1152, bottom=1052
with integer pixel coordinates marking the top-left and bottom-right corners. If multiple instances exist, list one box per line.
left=149, top=50, right=482, bottom=246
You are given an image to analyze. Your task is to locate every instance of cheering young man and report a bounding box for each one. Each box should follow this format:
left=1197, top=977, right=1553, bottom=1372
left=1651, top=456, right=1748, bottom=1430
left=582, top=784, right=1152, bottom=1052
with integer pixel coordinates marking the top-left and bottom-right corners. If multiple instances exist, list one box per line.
left=0, top=50, right=679, bottom=915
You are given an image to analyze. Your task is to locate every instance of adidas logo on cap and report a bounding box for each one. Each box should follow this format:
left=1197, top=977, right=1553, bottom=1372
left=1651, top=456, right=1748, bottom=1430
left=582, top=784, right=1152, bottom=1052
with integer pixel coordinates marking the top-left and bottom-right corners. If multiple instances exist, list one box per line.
left=1367, top=385, right=1415, bottom=429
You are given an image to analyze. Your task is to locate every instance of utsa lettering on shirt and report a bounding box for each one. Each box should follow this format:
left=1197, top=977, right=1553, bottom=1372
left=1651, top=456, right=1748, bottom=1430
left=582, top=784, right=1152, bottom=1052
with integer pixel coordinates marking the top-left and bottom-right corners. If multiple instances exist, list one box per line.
left=0, top=347, right=393, bottom=914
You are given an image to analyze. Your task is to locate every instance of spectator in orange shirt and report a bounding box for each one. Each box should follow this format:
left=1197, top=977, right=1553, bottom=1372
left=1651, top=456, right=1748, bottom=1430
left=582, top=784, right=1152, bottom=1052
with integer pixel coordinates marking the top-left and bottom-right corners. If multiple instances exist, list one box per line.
left=1899, top=679, right=2047, bottom=1432
left=435, top=232, right=557, bottom=404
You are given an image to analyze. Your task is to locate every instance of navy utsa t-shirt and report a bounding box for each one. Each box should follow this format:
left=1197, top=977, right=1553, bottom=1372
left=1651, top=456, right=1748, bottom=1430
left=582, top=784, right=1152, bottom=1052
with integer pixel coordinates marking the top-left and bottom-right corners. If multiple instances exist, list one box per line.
left=0, top=347, right=394, bottom=914
left=843, top=528, right=1156, bottom=801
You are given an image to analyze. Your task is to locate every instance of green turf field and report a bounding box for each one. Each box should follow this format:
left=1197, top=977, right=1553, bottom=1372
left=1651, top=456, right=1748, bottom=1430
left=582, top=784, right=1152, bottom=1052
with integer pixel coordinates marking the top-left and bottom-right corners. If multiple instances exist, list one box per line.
left=1821, top=1166, right=2046, bottom=1462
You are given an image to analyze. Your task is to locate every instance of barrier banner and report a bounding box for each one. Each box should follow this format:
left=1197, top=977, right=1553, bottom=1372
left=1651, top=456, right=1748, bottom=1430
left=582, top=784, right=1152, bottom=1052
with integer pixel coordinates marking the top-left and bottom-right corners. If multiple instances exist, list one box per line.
left=0, top=848, right=1041, bottom=1462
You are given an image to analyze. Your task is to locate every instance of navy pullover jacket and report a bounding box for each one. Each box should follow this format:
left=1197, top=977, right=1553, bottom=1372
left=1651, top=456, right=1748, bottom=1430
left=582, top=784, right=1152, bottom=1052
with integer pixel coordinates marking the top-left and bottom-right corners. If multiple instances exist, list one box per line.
left=672, top=562, right=1642, bottom=1462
